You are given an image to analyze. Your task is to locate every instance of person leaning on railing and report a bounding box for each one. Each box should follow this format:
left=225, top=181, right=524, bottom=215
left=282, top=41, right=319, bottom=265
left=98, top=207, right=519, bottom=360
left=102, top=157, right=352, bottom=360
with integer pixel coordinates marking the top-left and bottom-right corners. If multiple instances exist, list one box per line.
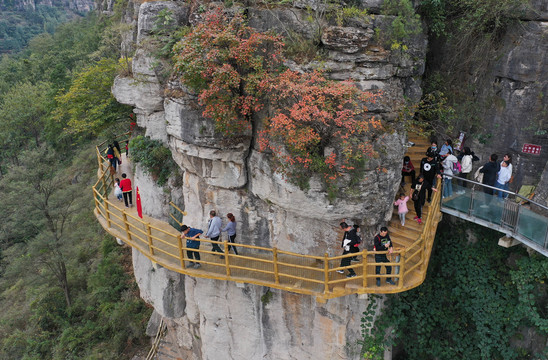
left=181, top=225, right=203, bottom=269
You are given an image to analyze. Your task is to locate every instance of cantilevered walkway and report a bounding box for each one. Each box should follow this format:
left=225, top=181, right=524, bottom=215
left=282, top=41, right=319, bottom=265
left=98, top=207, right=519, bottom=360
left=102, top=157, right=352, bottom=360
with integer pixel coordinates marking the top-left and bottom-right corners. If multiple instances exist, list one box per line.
left=439, top=175, right=548, bottom=256
left=92, top=135, right=442, bottom=301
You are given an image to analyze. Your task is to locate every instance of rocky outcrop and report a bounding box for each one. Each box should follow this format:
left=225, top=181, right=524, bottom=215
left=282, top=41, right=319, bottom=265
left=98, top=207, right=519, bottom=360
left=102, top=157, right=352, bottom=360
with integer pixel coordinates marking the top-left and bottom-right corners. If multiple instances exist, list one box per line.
left=133, top=247, right=376, bottom=360
left=439, top=2, right=548, bottom=191
left=481, top=19, right=548, bottom=188
left=113, top=1, right=427, bottom=359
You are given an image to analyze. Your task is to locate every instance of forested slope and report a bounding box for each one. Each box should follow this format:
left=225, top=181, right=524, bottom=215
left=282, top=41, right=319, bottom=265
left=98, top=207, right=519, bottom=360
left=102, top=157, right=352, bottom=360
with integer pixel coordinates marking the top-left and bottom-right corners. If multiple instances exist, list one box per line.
left=0, top=11, right=151, bottom=359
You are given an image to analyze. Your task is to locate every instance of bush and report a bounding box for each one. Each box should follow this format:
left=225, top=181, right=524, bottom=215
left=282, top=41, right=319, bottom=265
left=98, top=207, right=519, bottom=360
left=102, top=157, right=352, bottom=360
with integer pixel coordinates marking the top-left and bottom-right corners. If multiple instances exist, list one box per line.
left=129, top=135, right=177, bottom=186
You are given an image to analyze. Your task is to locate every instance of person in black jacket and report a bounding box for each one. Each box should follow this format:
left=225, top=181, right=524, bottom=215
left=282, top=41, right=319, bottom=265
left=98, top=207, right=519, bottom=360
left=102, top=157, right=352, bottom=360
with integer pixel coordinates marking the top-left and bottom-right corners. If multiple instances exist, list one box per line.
left=374, top=227, right=395, bottom=286
left=480, top=154, right=500, bottom=195
left=336, top=222, right=358, bottom=278
left=420, top=154, right=440, bottom=202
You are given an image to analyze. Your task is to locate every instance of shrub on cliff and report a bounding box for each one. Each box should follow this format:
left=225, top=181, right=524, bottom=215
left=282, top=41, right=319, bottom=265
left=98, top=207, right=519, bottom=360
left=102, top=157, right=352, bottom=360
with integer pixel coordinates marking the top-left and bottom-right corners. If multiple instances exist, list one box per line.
left=129, top=135, right=177, bottom=186
left=173, top=8, right=382, bottom=187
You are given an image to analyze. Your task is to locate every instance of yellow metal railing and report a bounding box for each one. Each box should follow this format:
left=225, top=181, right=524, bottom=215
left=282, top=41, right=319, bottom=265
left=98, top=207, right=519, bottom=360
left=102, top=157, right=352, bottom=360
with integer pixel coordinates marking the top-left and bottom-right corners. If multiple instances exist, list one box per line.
left=92, top=137, right=442, bottom=300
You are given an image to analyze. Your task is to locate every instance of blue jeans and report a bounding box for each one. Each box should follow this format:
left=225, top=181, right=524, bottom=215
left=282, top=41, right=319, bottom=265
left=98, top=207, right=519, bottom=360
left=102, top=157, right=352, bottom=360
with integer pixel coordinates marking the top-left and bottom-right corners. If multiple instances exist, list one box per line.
left=443, top=177, right=453, bottom=198
left=495, top=181, right=509, bottom=199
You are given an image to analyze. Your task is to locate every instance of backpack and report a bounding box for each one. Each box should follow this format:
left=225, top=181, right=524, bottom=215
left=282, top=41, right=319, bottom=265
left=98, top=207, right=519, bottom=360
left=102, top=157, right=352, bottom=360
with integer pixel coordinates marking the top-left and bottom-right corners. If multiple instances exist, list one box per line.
left=474, top=166, right=484, bottom=183
left=452, top=160, right=462, bottom=175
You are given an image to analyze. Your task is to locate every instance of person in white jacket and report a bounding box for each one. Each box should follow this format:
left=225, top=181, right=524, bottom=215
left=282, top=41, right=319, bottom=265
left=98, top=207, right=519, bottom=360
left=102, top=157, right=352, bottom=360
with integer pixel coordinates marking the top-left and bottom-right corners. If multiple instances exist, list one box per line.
left=495, top=161, right=512, bottom=200
left=442, top=150, right=458, bottom=198
left=456, top=147, right=474, bottom=194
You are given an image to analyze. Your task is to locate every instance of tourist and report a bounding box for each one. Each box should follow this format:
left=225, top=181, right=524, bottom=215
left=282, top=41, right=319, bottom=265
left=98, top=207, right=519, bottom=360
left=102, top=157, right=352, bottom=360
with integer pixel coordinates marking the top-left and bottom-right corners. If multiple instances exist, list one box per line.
left=441, top=149, right=458, bottom=198
left=495, top=161, right=512, bottom=200
left=206, top=210, right=224, bottom=257
left=502, top=153, right=513, bottom=184
left=336, top=222, right=358, bottom=278
left=221, top=213, right=238, bottom=255
left=401, top=156, right=415, bottom=186
left=351, top=224, right=362, bottom=261
left=119, top=173, right=133, bottom=208
left=420, top=153, right=440, bottom=202
left=480, top=154, right=500, bottom=195
left=411, top=174, right=438, bottom=224
left=106, top=144, right=117, bottom=172
left=113, top=140, right=122, bottom=165
left=114, top=178, right=123, bottom=201
left=456, top=147, right=473, bottom=192
left=439, top=139, right=453, bottom=159
left=394, top=193, right=409, bottom=226
left=373, top=227, right=395, bottom=286
left=425, top=140, right=440, bottom=162
left=181, top=225, right=203, bottom=269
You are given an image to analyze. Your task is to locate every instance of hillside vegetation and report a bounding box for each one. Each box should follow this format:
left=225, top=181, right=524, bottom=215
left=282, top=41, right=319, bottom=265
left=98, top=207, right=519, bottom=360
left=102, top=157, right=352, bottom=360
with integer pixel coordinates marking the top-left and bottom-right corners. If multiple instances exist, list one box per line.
left=0, top=11, right=151, bottom=359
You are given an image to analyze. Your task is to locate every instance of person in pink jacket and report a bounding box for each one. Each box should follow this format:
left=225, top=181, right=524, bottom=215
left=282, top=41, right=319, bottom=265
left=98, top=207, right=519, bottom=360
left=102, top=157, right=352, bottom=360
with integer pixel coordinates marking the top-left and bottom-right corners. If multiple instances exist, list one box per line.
left=394, top=193, right=409, bottom=226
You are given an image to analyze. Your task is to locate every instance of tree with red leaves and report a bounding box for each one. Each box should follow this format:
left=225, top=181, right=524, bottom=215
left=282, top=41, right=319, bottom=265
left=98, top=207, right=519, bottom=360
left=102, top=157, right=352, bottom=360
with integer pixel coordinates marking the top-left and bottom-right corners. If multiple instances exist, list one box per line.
left=174, top=8, right=382, bottom=188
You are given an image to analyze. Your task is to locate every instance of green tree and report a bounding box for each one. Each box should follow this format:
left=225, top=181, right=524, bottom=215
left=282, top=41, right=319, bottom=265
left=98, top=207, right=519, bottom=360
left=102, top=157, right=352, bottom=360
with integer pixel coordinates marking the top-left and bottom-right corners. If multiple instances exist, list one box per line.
left=0, top=147, right=84, bottom=307
left=368, top=222, right=548, bottom=359
left=53, top=58, right=132, bottom=140
left=0, top=81, right=53, bottom=164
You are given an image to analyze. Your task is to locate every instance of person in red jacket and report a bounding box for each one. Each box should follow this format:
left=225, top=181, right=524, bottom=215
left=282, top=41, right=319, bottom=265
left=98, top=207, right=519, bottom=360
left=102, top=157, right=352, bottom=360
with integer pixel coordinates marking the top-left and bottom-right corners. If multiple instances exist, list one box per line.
left=119, top=173, right=133, bottom=208
left=401, top=155, right=415, bottom=186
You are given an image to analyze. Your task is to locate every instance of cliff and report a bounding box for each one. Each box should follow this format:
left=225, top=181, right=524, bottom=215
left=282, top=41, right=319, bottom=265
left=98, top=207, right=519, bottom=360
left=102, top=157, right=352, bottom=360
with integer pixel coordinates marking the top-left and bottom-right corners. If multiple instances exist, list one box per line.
left=428, top=0, right=548, bottom=189
left=112, top=1, right=426, bottom=359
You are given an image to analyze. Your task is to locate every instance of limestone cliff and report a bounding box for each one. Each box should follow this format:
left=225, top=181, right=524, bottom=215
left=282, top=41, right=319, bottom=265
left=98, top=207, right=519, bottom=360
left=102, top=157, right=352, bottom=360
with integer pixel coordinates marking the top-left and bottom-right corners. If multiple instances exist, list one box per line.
left=112, top=1, right=426, bottom=359
left=429, top=1, right=548, bottom=190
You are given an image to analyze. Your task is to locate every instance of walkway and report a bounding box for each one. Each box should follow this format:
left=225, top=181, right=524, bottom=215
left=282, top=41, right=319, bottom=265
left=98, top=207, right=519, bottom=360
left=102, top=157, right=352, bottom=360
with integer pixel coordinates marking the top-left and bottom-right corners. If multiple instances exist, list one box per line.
left=440, top=175, right=548, bottom=256
left=92, top=134, right=442, bottom=301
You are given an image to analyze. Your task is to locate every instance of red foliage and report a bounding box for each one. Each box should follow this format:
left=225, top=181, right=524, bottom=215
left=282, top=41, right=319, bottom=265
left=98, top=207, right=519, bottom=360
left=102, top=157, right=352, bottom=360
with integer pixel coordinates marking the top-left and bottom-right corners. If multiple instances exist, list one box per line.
left=173, top=9, right=284, bottom=134
left=259, top=69, right=381, bottom=181
left=174, top=9, right=382, bottom=184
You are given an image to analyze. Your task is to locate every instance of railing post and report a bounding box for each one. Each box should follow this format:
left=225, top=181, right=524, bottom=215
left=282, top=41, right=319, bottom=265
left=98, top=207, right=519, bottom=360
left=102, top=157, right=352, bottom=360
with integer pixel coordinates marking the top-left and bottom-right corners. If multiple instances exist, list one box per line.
left=513, top=205, right=522, bottom=237
left=544, top=226, right=548, bottom=251
left=146, top=223, right=154, bottom=256
left=469, top=188, right=476, bottom=215
left=273, top=247, right=279, bottom=284
left=122, top=211, right=132, bottom=242
left=362, top=249, right=368, bottom=289
left=104, top=199, right=111, bottom=228
left=397, top=253, right=404, bottom=289
left=96, top=147, right=102, bottom=172
left=178, top=235, right=185, bottom=270
left=323, top=253, right=330, bottom=294
left=224, top=240, right=230, bottom=277
left=101, top=175, right=107, bottom=199
left=93, top=190, right=100, bottom=214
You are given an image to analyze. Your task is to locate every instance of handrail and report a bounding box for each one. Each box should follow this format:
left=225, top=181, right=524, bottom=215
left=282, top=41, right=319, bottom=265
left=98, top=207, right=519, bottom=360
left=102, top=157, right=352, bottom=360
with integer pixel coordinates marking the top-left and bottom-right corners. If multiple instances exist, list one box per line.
left=92, top=135, right=443, bottom=299
left=440, top=173, right=548, bottom=255
left=443, top=173, right=547, bottom=211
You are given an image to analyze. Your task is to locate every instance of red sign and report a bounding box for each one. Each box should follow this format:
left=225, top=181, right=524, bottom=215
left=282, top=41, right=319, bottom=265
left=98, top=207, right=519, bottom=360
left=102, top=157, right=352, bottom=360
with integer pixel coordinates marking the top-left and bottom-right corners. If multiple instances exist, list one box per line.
left=522, top=143, right=541, bottom=155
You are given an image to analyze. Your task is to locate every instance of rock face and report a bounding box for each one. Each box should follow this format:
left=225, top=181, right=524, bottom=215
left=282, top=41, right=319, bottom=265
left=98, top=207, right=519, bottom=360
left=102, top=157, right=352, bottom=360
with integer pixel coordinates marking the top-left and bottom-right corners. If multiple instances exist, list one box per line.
left=114, top=1, right=426, bottom=359
left=447, top=4, right=548, bottom=191
left=133, top=248, right=374, bottom=360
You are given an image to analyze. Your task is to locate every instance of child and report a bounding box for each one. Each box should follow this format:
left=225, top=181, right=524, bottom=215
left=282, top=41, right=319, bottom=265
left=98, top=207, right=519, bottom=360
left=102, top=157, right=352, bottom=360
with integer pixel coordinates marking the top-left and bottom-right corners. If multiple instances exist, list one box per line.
left=114, top=178, right=123, bottom=201
left=394, top=193, right=409, bottom=226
